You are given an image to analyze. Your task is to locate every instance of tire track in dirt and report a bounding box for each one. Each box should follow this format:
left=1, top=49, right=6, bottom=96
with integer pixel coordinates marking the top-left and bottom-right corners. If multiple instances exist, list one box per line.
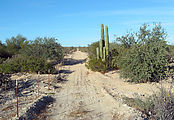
left=49, top=51, right=143, bottom=120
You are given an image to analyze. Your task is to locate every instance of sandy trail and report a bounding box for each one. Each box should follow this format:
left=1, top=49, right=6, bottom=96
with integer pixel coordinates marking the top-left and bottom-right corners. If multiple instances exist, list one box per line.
left=49, top=51, right=142, bottom=120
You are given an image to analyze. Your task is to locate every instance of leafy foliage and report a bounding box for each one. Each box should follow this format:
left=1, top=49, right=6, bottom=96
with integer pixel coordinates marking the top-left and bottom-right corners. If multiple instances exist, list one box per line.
left=20, top=37, right=64, bottom=62
left=86, top=42, right=118, bottom=73
left=167, top=45, right=174, bottom=62
left=88, top=41, right=99, bottom=57
left=0, top=35, right=63, bottom=74
left=0, top=41, right=12, bottom=64
left=0, top=55, right=56, bottom=74
left=86, top=56, right=107, bottom=73
left=63, top=47, right=76, bottom=55
left=116, top=24, right=169, bottom=83
left=0, top=46, right=12, bottom=58
left=78, top=47, right=88, bottom=53
left=6, top=34, right=29, bottom=55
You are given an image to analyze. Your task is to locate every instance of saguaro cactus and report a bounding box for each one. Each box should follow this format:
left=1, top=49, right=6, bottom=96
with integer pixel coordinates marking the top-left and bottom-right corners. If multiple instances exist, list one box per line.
left=100, top=24, right=105, bottom=59
left=101, top=24, right=104, bottom=42
left=99, top=39, right=103, bottom=59
left=103, top=47, right=106, bottom=61
left=97, top=24, right=109, bottom=61
left=105, top=25, right=109, bottom=56
left=96, top=47, right=99, bottom=59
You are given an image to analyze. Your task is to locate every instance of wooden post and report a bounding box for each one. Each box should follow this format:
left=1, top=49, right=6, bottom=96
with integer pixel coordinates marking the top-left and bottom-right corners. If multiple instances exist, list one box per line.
left=48, top=69, right=50, bottom=90
left=16, top=80, right=19, bottom=118
left=38, top=71, right=40, bottom=97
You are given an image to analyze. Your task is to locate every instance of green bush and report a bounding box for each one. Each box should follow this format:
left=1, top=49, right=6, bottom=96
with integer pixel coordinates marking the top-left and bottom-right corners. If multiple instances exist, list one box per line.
left=88, top=41, right=99, bottom=57
left=0, top=58, right=5, bottom=64
left=86, top=56, right=107, bottom=73
left=78, top=47, right=88, bottom=53
left=6, top=34, right=29, bottom=55
left=63, top=47, right=76, bottom=55
left=0, top=42, right=12, bottom=58
left=0, top=41, right=12, bottom=64
left=20, top=37, right=64, bottom=62
left=0, top=56, right=56, bottom=74
left=86, top=42, right=118, bottom=73
left=167, top=45, right=174, bottom=61
left=109, top=43, right=125, bottom=70
left=117, top=24, right=169, bottom=83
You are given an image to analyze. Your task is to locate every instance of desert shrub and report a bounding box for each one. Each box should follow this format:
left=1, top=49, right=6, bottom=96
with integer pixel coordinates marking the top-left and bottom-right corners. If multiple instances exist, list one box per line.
left=88, top=41, right=99, bottom=57
left=78, top=47, right=88, bottom=53
left=6, top=34, right=29, bottom=55
left=123, top=96, right=153, bottom=116
left=117, top=24, right=169, bottom=83
left=0, top=42, right=12, bottom=64
left=63, top=47, right=76, bottom=55
left=86, top=56, right=107, bottom=73
left=20, top=37, right=64, bottom=62
left=151, top=87, right=174, bottom=120
left=167, top=45, right=174, bottom=62
left=123, top=86, right=174, bottom=120
left=0, top=47, right=11, bottom=58
left=0, top=41, right=12, bottom=56
left=109, top=43, right=128, bottom=70
left=86, top=41, right=118, bottom=73
left=0, top=56, right=56, bottom=74
left=0, top=58, right=5, bottom=64
left=106, top=48, right=119, bottom=70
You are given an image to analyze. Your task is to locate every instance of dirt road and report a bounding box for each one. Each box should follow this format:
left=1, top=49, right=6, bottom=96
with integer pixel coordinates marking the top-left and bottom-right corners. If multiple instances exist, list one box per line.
left=49, top=51, right=143, bottom=120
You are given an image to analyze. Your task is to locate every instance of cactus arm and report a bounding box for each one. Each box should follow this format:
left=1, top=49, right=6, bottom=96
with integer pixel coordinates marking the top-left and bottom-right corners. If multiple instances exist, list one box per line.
left=96, top=47, right=99, bottom=59
left=105, top=25, right=109, bottom=56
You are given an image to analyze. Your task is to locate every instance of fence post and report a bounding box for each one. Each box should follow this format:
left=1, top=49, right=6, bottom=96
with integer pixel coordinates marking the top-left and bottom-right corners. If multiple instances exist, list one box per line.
left=16, top=80, right=19, bottom=118
left=38, top=71, right=40, bottom=97
left=48, top=69, right=50, bottom=90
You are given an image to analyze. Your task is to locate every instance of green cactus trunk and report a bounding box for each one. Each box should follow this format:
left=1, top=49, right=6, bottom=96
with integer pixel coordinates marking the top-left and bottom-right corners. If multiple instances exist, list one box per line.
left=99, top=39, right=103, bottom=59
left=101, top=24, right=104, bottom=42
left=100, top=24, right=105, bottom=59
left=96, top=47, right=99, bottom=59
left=103, top=47, right=106, bottom=61
left=105, top=25, right=109, bottom=56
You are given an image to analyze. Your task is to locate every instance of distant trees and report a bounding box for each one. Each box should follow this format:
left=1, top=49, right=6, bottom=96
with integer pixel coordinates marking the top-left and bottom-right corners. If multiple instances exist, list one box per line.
left=0, top=35, right=64, bottom=74
left=6, top=34, right=29, bottom=55
left=20, top=37, right=64, bottom=62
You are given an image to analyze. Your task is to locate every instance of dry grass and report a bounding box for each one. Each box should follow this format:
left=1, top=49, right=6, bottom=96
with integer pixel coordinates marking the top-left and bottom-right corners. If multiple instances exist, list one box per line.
left=1, top=105, right=14, bottom=111
left=69, top=108, right=90, bottom=118
left=123, top=85, right=174, bottom=120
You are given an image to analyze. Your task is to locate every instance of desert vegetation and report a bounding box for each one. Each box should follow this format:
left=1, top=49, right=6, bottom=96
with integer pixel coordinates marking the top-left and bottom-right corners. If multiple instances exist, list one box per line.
left=86, top=24, right=118, bottom=73
left=0, top=35, right=64, bottom=119
left=87, top=23, right=173, bottom=83
left=0, top=35, right=64, bottom=93
left=86, top=23, right=174, bottom=119
left=1, top=23, right=174, bottom=120
left=0, top=35, right=64, bottom=74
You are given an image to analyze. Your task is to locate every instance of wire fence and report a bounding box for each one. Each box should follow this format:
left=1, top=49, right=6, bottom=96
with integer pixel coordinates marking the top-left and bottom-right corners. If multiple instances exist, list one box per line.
left=0, top=72, right=61, bottom=120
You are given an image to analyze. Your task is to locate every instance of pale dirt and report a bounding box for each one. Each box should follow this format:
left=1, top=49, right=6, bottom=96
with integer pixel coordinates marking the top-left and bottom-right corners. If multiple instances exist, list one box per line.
left=48, top=51, right=172, bottom=120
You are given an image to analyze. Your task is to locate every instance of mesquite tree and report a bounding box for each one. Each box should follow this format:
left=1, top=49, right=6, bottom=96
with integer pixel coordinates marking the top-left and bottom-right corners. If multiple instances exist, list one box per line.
left=117, top=23, right=169, bottom=83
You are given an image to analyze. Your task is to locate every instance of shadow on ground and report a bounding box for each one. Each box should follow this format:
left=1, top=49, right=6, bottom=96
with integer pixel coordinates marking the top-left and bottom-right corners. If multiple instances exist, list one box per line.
left=63, top=58, right=87, bottom=66
left=59, top=70, right=74, bottom=74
